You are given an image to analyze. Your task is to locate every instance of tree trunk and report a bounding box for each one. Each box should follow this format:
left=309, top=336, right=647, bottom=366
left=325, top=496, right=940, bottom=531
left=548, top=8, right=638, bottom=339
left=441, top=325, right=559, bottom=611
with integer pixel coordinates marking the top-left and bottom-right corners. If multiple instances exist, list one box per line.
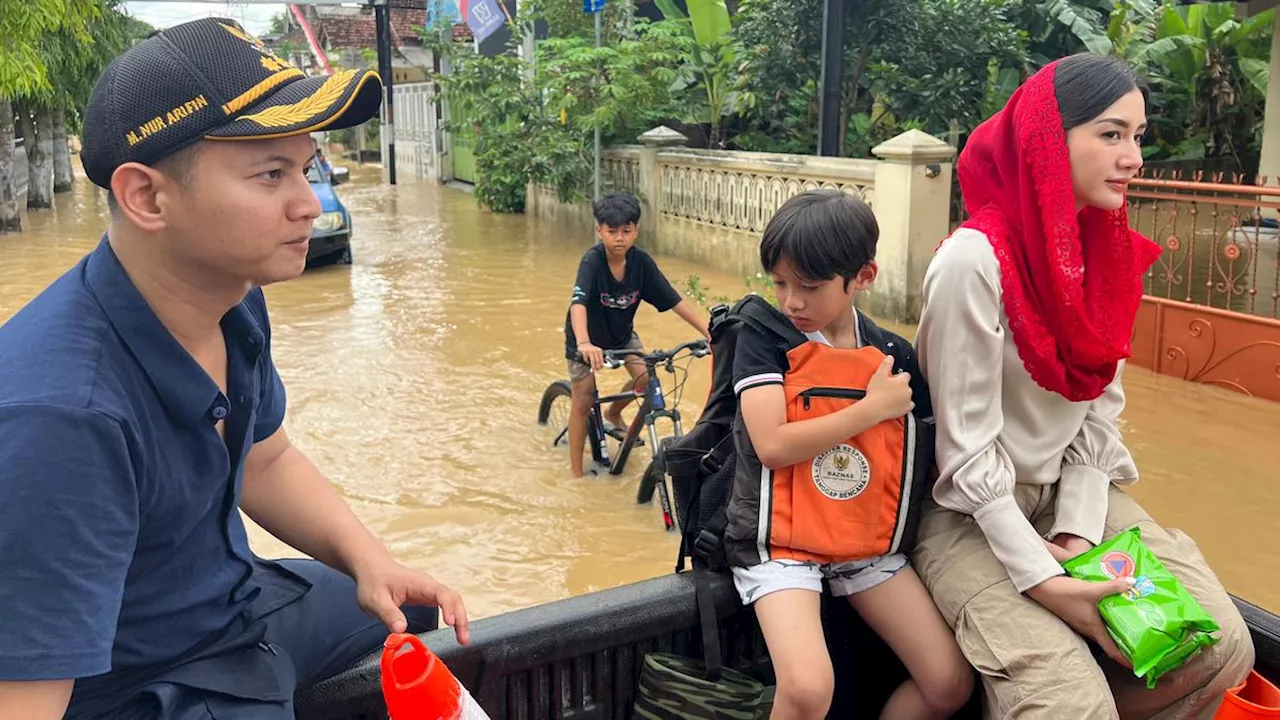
left=27, top=105, right=54, bottom=209
left=53, top=99, right=73, bottom=193
left=0, top=100, right=21, bottom=233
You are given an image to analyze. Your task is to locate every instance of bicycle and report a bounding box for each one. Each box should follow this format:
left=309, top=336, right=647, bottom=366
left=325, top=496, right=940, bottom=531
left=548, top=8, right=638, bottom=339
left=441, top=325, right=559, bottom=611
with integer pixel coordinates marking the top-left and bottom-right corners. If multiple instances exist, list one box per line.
left=536, top=339, right=710, bottom=532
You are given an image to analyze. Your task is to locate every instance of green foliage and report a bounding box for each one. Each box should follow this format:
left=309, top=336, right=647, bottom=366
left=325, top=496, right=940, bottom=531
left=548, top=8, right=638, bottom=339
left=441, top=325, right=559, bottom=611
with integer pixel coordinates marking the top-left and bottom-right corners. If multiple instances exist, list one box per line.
left=729, top=0, right=1272, bottom=165
left=0, top=0, right=98, bottom=98
left=685, top=0, right=732, bottom=48
left=536, top=20, right=687, bottom=147
left=652, top=0, right=749, bottom=148
left=733, top=0, right=1023, bottom=156
left=60, top=2, right=154, bottom=132
left=1, top=0, right=150, bottom=132
left=423, top=4, right=691, bottom=212
left=681, top=272, right=776, bottom=309
left=425, top=22, right=580, bottom=212
left=1141, top=3, right=1274, bottom=161
left=527, top=0, right=639, bottom=40
left=860, top=0, right=1025, bottom=154
left=429, top=0, right=1275, bottom=207
left=269, top=11, right=288, bottom=35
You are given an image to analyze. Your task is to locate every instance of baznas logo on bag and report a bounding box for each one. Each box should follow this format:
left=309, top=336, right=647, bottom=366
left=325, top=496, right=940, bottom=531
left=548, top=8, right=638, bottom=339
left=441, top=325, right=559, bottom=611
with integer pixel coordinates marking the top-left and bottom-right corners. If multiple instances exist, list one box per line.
left=812, top=445, right=871, bottom=500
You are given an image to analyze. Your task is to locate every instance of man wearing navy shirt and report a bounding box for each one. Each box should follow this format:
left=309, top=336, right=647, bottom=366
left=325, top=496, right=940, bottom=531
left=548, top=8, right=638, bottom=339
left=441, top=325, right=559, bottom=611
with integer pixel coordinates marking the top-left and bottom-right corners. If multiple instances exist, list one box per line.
left=0, top=18, right=468, bottom=719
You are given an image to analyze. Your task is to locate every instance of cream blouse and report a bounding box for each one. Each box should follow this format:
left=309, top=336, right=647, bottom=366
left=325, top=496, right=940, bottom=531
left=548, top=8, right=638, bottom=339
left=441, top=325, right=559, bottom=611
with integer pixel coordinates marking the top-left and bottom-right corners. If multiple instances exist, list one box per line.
left=914, top=227, right=1140, bottom=593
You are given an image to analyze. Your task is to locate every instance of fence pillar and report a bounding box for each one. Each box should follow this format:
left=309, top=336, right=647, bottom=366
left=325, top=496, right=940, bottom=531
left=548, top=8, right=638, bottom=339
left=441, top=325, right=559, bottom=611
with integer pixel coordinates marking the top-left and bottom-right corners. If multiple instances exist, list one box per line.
left=867, top=129, right=957, bottom=325
left=636, top=126, right=687, bottom=244
left=1258, top=10, right=1280, bottom=218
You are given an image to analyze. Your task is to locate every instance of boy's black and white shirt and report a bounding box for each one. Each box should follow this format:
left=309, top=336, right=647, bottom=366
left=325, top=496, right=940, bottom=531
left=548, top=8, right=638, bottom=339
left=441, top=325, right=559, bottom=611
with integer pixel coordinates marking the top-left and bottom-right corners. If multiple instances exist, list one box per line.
left=730, top=307, right=934, bottom=417
left=563, top=244, right=681, bottom=359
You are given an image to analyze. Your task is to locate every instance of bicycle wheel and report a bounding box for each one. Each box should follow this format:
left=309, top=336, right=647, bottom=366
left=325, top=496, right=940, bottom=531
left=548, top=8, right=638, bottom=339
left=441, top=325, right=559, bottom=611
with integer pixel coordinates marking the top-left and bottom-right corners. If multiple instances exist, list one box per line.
left=536, top=380, right=573, bottom=447
left=637, top=437, right=675, bottom=504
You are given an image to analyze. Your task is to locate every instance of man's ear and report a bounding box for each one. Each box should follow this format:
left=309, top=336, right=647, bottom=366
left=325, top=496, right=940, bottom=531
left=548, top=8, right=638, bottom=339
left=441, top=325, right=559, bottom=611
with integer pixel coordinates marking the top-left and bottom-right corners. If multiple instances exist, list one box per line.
left=109, top=162, right=175, bottom=233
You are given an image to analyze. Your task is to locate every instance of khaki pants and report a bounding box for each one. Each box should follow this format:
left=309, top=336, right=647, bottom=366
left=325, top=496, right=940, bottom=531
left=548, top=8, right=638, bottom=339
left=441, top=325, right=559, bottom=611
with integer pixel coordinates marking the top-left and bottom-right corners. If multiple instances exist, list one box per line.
left=911, top=484, right=1254, bottom=720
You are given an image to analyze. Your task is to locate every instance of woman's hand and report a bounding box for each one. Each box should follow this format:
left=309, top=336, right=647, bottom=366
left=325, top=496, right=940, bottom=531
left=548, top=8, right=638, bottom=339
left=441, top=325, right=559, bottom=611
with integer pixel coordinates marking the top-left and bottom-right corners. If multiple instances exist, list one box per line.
left=1026, top=574, right=1133, bottom=668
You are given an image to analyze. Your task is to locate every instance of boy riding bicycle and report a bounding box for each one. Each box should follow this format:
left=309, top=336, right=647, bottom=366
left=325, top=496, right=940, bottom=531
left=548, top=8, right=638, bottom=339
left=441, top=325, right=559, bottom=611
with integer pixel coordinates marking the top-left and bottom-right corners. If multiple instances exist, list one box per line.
left=728, top=190, right=973, bottom=719
left=563, top=193, right=708, bottom=478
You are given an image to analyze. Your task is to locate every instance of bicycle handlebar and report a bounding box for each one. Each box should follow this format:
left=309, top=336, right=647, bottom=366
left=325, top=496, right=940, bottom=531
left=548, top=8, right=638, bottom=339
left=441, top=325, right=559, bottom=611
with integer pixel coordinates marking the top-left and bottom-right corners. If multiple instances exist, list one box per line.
left=593, top=339, right=710, bottom=370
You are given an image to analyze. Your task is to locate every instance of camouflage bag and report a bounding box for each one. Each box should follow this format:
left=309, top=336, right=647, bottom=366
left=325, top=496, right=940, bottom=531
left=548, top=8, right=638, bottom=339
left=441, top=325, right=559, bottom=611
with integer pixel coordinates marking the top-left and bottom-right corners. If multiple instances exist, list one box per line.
left=632, top=652, right=764, bottom=720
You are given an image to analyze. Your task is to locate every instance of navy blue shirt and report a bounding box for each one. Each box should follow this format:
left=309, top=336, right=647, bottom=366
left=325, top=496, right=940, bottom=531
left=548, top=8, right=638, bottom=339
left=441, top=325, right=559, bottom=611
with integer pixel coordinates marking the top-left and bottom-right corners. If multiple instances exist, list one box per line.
left=0, top=238, right=298, bottom=694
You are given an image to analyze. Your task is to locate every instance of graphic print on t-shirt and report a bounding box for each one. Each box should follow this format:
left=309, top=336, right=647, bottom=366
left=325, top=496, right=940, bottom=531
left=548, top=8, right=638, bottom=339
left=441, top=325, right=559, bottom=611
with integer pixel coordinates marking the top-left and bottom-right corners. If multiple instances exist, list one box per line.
left=600, top=290, right=640, bottom=310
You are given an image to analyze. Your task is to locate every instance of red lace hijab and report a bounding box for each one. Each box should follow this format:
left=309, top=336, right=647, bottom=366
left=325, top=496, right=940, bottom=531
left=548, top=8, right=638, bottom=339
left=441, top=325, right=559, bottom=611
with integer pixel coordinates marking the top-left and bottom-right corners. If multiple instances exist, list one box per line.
left=951, top=60, right=1163, bottom=402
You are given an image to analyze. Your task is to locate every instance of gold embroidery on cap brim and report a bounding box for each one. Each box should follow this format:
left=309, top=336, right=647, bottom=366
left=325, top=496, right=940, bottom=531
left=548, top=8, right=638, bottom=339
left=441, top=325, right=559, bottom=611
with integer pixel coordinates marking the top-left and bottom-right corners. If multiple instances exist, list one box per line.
left=222, top=68, right=305, bottom=116
left=204, top=70, right=380, bottom=141
left=236, top=69, right=355, bottom=129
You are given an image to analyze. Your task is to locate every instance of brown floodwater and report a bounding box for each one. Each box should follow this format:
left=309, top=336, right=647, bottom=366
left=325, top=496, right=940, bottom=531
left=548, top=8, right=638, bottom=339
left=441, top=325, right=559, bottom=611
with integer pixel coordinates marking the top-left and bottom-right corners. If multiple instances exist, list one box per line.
left=1, top=165, right=1275, bottom=621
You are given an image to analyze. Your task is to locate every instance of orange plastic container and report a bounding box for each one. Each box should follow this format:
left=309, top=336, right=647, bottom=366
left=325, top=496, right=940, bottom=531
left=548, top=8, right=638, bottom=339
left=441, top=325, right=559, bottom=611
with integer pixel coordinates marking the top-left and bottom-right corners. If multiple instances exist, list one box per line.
left=1214, top=670, right=1280, bottom=720
left=381, top=633, right=490, bottom=720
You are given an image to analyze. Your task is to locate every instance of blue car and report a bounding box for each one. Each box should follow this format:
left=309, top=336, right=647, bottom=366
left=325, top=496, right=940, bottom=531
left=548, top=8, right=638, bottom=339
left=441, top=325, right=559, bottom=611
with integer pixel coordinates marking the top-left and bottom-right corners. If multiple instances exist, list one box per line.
left=307, top=156, right=353, bottom=266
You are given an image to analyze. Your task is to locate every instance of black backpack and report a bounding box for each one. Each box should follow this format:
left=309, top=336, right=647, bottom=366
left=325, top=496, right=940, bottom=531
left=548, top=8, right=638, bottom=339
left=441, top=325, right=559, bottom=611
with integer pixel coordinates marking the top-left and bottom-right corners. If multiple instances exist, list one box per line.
left=666, top=294, right=807, bottom=574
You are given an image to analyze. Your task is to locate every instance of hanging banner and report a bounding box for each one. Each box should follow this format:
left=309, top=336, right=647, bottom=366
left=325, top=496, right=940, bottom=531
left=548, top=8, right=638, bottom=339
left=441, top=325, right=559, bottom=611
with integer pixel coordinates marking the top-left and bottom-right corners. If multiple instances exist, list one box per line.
left=464, top=0, right=505, bottom=42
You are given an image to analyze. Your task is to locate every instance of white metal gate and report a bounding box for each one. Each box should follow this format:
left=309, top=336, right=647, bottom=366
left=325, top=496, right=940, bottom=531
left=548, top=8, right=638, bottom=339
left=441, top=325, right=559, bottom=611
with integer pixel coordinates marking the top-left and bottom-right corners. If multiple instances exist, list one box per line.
left=381, top=81, right=441, bottom=183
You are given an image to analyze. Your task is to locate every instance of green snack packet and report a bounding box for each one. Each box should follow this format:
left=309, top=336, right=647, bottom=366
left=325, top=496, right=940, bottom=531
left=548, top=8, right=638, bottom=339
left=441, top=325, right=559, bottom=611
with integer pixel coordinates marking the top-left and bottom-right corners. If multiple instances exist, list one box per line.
left=1062, top=527, right=1220, bottom=689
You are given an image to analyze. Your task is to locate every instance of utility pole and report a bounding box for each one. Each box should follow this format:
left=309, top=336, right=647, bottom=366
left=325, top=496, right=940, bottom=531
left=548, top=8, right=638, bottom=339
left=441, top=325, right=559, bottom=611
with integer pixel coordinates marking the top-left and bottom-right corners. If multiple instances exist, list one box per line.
left=816, top=0, right=845, bottom=157
left=584, top=0, right=605, bottom=199
left=593, top=8, right=601, bottom=200
left=375, top=0, right=397, bottom=184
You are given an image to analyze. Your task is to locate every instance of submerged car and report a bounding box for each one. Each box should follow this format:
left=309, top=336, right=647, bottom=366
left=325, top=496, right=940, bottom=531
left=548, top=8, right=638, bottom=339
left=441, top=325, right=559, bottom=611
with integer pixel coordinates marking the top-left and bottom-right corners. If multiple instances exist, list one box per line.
left=307, top=158, right=353, bottom=266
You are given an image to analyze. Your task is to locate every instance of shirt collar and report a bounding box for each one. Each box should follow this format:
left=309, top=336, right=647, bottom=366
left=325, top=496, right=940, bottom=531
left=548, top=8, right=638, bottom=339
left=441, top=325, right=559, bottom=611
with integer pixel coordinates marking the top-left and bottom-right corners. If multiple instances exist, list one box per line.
left=804, top=308, right=865, bottom=348
left=84, top=235, right=267, bottom=426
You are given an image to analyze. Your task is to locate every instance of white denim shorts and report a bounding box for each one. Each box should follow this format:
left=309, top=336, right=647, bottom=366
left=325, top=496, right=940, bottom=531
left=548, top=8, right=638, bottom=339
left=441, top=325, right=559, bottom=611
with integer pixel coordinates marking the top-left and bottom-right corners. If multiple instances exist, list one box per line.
left=730, top=554, right=909, bottom=605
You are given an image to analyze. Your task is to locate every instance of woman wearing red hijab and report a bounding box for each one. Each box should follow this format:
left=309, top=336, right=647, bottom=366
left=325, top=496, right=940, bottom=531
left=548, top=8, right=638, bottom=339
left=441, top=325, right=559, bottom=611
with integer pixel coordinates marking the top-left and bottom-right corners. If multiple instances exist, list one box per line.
left=913, top=53, right=1254, bottom=718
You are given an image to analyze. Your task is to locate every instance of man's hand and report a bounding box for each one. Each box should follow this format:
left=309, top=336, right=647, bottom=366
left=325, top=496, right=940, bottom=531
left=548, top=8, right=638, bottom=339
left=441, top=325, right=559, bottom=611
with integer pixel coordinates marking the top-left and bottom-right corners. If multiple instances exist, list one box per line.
left=354, top=557, right=470, bottom=645
left=1026, top=574, right=1134, bottom=668
left=1048, top=533, right=1094, bottom=562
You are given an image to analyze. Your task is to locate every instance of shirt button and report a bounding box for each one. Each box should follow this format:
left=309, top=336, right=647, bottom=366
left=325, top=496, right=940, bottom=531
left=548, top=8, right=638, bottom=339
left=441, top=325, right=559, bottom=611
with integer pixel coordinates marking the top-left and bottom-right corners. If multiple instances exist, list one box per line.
left=212, top=406, right=229, bottom=420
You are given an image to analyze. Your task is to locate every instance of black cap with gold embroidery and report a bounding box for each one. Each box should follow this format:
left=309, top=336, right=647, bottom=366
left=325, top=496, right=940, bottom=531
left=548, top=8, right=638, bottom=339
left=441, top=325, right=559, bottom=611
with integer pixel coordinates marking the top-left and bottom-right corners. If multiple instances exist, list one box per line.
left=81, top=17, right=382, bottom=189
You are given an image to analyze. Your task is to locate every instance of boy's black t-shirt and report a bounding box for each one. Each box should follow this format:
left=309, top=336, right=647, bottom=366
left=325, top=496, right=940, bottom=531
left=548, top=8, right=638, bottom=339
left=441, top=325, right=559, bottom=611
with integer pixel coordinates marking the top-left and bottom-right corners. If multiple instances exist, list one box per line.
left=563, top=244, right=682, bottom=359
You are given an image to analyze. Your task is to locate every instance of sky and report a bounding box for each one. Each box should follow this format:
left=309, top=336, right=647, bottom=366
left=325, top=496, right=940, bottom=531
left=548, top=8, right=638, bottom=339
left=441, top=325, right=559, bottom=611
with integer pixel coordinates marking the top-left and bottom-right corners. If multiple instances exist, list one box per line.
left=123, top=2, right=286, bottom=34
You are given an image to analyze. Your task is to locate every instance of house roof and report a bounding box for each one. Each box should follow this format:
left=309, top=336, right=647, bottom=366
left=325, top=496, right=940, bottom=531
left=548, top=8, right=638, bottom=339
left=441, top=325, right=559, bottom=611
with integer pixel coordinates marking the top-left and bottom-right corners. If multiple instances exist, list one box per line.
left=308, top=3, right=432, bottom=50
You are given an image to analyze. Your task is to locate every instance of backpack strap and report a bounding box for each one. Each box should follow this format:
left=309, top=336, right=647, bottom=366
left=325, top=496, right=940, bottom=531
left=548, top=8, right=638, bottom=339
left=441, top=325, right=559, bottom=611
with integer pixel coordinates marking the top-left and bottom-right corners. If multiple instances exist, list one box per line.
left=856, top=309, right=913, bottom=371
left=694, top=566, right=724, bottom=680
left=692, top=505, right=729, bottom=570
left=733, top=295, right=807, bottom=349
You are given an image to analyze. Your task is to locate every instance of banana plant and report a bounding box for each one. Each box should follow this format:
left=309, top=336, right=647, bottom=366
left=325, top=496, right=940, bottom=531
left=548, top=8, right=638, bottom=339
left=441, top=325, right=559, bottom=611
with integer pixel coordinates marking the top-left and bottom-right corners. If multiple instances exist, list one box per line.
left=654, top=0, right=731, bottom=46
left=654, top=0, right=748, bottom=147
left=1139, top=2, right=1274, bottom=161
left=1038, top=0, right=1159, bottom=56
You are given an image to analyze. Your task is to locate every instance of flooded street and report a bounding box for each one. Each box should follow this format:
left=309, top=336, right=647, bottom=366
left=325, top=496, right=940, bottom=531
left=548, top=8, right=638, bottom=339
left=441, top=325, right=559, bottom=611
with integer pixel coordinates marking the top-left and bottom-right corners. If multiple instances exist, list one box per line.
left=2, top=166, right=1276, bottom=619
